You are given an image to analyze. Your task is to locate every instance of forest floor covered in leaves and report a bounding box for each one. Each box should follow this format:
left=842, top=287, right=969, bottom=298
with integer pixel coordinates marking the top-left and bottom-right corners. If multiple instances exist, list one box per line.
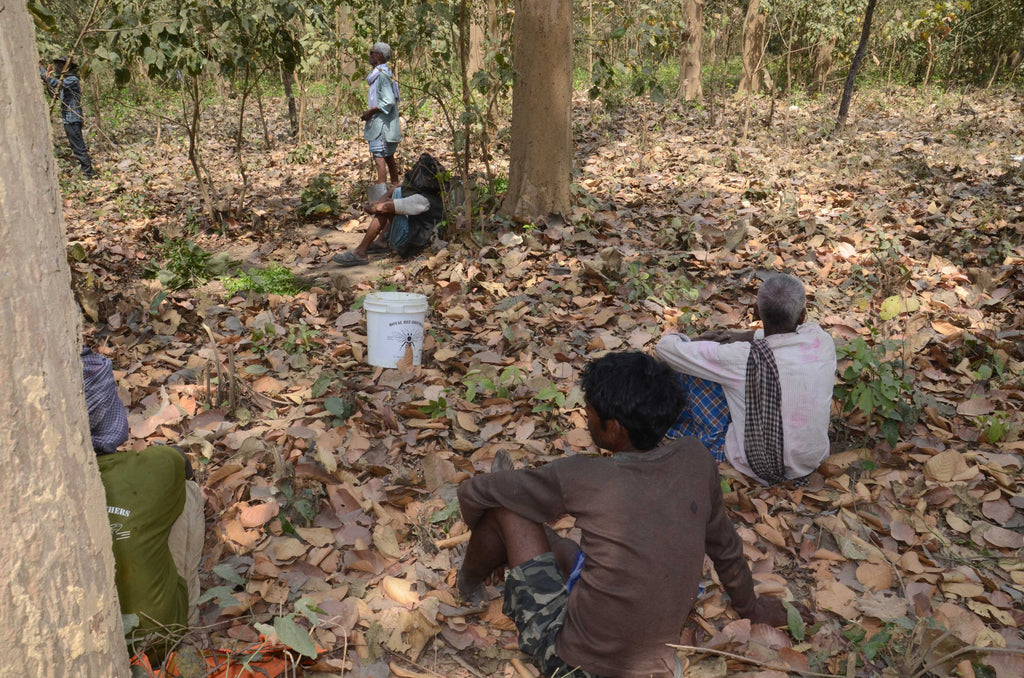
left=61, top=85, right=1024, bottom=677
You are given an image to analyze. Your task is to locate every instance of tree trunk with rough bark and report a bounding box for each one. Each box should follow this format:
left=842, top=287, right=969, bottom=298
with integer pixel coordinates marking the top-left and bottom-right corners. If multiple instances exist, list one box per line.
left=738, top=0, right=766, bottom=94
left=281, top=59, right=299, bottom=137
left=0, top=5, right=130, bottom=677
left=679, top=0, right=704, bottom=101
left=836, top=0, right=878, bottom=131
left=500, top=0, right=573, bottom=222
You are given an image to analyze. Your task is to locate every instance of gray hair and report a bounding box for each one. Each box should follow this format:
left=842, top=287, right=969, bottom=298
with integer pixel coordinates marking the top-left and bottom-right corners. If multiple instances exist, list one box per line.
left=372, top=42, right=392, bottom=62
left=757, top=273, right=806, bottom=331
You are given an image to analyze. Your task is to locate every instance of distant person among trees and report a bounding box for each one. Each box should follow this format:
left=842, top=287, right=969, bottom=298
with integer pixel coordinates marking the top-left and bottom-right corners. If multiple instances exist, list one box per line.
left=82, top=347, right=203, bottom=660
left=333, top=152, right=446, bottom=266
left=362, top=41, right=401, bottom=199
left=656, top=273, right=837, bottom=485
left=456, top=351, right=807, bottom=678
left=39, top=55, right=96, bottom=178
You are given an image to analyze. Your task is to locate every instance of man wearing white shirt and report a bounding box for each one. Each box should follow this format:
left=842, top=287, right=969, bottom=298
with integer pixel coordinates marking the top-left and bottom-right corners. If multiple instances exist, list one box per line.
left=656, top=273, right=837, bottom=484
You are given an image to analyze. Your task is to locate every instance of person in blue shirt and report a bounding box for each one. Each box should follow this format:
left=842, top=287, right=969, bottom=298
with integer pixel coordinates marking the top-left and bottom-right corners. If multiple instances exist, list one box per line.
left=40, top=55, right=96, bottom=178
left=362, top=42, right=401, bottom=199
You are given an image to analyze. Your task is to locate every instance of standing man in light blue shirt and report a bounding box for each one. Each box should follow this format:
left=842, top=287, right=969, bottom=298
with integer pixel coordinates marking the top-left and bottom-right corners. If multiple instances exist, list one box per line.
left=362, top=42, right=401, bottom=200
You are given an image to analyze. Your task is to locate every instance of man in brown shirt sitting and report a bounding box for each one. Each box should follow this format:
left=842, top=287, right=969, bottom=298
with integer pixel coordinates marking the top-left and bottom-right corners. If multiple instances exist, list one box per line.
left=457, top=352, right=803, bottom=678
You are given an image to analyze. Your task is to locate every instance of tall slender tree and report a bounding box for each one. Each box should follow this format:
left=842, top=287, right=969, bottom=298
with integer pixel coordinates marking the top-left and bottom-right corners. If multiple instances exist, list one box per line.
left=836, top=0, right=878, bottom=130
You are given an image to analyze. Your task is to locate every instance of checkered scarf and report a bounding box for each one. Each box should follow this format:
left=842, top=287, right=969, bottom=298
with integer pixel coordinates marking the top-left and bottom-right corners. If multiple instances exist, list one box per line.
left=82, top=348, right=129, bottom=454
left=743, top=339, right=787, bottom=485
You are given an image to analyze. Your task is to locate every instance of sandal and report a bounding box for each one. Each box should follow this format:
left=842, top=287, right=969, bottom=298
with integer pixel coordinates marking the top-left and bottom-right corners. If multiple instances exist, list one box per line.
left=367, top=240, right=389, bottom=254
left=332, top=251, right=369, bottom=267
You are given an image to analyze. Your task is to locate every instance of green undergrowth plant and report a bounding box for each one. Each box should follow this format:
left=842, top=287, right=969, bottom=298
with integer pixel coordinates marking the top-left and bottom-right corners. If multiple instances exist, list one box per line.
left=223, top=263, right=310, bottom=296
left=834, top=337, right=917, bottom=445
left=198, top=565, right=322, bottom=661
left=143, top=238, right=238, bottom=290
left=463, top=365, right=525, bottom=402
left=299, top=173, right=341, bottom=218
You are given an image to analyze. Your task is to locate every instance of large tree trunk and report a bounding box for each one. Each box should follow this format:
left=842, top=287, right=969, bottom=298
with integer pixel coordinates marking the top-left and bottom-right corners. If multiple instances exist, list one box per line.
left=678, top=0, right=704, bottom=100
left=738, top=0, right=766, bottom=94
left=468, top=0, right=486, bottom=77
left=1, top=5, right=130, bottom=676
left=501, top=0, right=572, bottom=222
left=836, top=0, right=878, bottom=131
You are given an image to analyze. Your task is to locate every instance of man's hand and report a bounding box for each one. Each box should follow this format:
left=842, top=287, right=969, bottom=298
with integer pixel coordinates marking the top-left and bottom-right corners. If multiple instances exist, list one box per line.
left=746, top=596, right=812, bottom=628
left=694, top=329, right=757, bottom=344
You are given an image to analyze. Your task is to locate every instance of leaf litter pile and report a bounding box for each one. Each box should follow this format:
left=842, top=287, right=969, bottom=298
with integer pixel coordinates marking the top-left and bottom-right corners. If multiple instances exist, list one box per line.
left=64, top=88, right=1024, bottom=678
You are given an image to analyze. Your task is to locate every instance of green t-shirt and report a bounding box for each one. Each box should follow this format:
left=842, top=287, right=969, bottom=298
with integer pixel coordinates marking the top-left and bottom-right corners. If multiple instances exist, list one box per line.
left=97, top=446, right=188, bottom=643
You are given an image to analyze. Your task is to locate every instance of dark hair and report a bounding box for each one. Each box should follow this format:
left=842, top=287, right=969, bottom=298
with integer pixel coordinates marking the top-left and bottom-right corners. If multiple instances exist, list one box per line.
left=404, top=153, right=446, bottom=194
left=580, top=352, right=686, bottom=451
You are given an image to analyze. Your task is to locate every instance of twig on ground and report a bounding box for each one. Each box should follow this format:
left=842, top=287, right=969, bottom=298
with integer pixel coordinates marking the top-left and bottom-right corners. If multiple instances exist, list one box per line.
left=668, top=644, right=847, bottom=678
left=911, top=646, right=1024, bottom=678
left=443, top=645, right=489, bottom=678
left=388, top=654, right=448, bottom=678
left=436, top=531, right=472, bottom=549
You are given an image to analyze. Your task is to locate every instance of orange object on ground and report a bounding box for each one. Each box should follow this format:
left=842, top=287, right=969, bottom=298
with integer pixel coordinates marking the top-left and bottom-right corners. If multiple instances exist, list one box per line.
left=131, top=640, right=320, bottom=678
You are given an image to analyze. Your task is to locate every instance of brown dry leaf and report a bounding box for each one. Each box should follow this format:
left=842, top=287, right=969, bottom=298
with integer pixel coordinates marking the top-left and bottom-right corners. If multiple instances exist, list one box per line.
left=480, top=598, right=516, bottom=631
left=433, top=346, right=458, bottom=362
left=682, top=656, right=728, bottom=678
left=856, top=590, right=909, bottom=621
left=754, top=523, right=788, bottom=548
left=856, top=562, right=894, bottom=591
left=984, top=652, right=1024, bottom=678
left=889, top=519, right=917, bottom=544
left=981, top=499, right=1015, bottom=523
left=957, top=398, right=996, bottom=416
left=815, top=580, right=858, bottom=619
left=129, top=402, right=185, bottom=438
left=315, top=428, right=343, bottom=473
left=222, top=517, right=258, bottom=552
left=239, top=501, right=279, bottom=528
left=946, top=512, right=972, bottom=533
left=373, top=523, right=404, bottom=559
left=381, top=576, right=420, bottom=607
left=965, top=600, right=1016, bottom=626
left=456, top=411, right=479, bottom=432
left=749, top=623, right=792, bottom=650
left=980, top=525, right=1024, bottom=549
left=295, top=527, right=334, bottom=547
left=270, top=536, right=308, bottom=563
left=566, top=427, right=593, bottom=448
left=479, top=421, right=504, bottom=441
left=924, top=449, right=971, bottom=482
left=251, top=374, right=285, bottom=394
left=777, top=647, right=810, bottom=672
left=706, top=618, right=751, bottom=648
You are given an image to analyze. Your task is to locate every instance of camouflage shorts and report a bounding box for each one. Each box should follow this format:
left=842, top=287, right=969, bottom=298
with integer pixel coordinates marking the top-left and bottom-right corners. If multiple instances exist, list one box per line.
left=502, top=553, right=605, bottom=678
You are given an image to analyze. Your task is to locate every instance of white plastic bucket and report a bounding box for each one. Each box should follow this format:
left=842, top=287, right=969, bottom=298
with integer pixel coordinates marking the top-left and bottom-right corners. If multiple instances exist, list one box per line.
left=364, top=292, right=429, bottom=368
